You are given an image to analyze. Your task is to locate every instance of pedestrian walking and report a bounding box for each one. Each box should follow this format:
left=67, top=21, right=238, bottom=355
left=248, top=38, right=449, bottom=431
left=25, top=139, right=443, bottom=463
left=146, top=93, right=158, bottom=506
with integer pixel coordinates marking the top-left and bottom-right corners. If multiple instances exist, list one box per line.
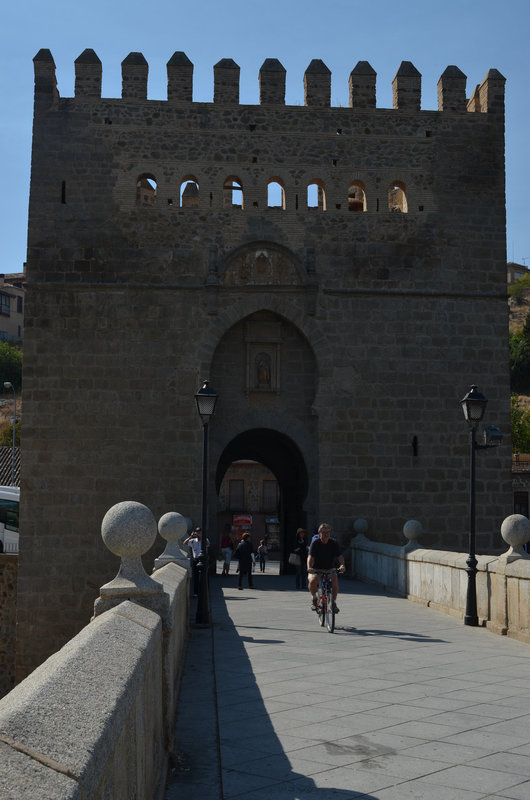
left=235, top=532, right=254, bottom=589
left=257, top=539, right=268, bottom=572
left=293, top=527, right=308, bottom=590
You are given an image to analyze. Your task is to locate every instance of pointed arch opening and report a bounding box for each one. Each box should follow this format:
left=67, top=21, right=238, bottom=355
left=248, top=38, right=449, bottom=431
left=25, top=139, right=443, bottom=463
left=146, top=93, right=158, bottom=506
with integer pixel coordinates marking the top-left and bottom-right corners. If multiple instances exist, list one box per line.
left=136, top=174, right=157, bottom=206
left=307, top=181, right=326, bottom=211
left=267, top=179, right=285, bottom=209
left=179, top=176, right=199, bottom=208
left=348, top=180, right=367, bottom=212
left=388, top=181, right=408, bottom=212
left=216, top=429, right=308, bottom=570
left=223, top=176, right=244, bottom=209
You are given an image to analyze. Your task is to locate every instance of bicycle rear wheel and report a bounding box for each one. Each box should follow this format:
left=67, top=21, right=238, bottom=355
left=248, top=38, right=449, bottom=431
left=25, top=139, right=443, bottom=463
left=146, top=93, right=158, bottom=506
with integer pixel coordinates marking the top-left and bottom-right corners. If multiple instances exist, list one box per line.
left=325, top=598, right=335, bottom=633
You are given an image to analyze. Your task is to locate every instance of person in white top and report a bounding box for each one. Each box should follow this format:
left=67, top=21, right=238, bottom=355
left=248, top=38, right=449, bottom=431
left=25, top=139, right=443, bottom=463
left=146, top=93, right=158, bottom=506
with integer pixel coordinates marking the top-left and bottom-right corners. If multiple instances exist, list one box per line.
left=183, top=527, right=210, bottom=596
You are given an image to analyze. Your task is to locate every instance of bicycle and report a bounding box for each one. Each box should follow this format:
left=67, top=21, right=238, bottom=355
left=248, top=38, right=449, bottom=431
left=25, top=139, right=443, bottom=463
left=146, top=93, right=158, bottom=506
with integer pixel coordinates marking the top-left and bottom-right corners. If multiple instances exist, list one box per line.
left=314, top=568, right=336, bottom=633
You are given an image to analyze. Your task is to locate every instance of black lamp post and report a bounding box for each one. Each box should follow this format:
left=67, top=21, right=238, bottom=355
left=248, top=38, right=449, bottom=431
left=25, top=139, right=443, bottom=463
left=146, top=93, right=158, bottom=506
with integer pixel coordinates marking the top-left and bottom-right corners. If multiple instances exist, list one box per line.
left=194, top=380, right=218, bottom=626
left=460, top=385, right=502, bottom=626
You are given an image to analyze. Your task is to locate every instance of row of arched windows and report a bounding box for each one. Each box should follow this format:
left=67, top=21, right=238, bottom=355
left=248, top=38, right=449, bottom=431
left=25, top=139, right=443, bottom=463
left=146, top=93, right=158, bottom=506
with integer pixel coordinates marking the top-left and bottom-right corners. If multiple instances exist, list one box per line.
left=135, top=175, right=408, bottom=213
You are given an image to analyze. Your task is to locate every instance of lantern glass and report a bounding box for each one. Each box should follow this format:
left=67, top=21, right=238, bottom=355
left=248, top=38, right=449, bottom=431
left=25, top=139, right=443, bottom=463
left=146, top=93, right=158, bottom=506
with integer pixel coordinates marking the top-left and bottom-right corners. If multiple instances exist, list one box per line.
left=195, top=381, right=218, bottom=421
left=460, top=385, right=487, bottom=426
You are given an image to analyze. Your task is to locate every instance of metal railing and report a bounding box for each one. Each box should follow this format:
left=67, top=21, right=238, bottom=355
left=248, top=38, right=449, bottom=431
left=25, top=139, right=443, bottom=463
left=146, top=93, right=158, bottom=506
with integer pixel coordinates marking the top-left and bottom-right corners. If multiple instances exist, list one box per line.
left=512, top=454, right=530, bottom=472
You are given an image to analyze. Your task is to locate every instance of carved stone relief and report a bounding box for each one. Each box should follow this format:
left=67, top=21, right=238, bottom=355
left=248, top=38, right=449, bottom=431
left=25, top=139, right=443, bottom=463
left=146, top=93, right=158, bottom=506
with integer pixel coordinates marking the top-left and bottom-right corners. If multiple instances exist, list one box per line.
left=224, top=246, right=300, bottom=286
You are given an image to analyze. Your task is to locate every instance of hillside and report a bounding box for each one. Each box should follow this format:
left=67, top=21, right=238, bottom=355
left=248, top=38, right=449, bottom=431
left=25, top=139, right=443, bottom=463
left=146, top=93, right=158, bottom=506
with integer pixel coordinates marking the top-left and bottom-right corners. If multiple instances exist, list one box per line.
left=509, top=288, right=530, bottom=412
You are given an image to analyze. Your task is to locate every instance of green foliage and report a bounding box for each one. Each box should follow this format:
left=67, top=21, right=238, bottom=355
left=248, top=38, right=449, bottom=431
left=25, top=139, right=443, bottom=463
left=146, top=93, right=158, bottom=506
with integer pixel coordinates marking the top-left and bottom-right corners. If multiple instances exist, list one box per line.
left=511, top=395, right=530, bottom=453
left=509, top=273, right=530, bottom=303
left=509, top=313, right=530, bottom=393
left=0, top=342, right=22, bottom=391
left=0, top=421, right=20, bottom=447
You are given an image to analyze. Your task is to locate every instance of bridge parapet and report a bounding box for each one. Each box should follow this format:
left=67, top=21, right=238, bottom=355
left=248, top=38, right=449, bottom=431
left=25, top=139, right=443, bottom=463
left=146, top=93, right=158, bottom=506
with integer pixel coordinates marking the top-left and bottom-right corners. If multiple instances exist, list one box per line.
left=351, top=514, right=530, bottom=643
left=0, top=502, right=190, bottom=799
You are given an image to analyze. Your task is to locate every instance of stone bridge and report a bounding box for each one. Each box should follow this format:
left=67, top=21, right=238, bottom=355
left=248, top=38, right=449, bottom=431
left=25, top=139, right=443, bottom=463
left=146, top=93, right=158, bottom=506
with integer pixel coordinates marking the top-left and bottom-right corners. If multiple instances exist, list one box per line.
left=1, top=506, right=530, bottom=799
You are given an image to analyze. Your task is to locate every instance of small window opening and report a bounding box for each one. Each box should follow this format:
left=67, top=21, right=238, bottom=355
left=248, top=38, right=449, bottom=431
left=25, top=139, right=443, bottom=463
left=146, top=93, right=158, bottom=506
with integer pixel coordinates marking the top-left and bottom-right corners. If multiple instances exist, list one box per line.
left=223, top=177, right=243, bottom=209
left=307, top=182, right=326, bottom=211
left=249, top=124, right=256, bottom=132
left=348, top=181, right=366, bottom=212
left=136, top=175, right=157, bottom=207
left=179, top=178, right=199, bottom=208
left=336, top=128, right=343, bottom=135
left=332, top=159, right=338, bottom=167
left=252, top=156, right=258, bottom=163
left=267, top=180, right=285, bottom=209
left=167, top=198, right=173, bottom=206
left=388, top=182, right=407, bottom=213
left=418, top=205, right=424, bottom=212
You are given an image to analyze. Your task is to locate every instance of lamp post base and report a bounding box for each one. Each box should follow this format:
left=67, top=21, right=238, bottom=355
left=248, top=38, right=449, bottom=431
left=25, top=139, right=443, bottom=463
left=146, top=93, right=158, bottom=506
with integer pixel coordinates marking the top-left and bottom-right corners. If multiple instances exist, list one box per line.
left=464, top=554, right=479, bottom=627
left=195, top=555, right=210, bottom=626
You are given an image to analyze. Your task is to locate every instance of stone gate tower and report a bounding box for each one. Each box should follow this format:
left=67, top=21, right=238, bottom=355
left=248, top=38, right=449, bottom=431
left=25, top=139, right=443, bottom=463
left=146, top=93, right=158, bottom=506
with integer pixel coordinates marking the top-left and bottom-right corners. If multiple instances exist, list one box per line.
left=18, top=49, right=511, bottom=677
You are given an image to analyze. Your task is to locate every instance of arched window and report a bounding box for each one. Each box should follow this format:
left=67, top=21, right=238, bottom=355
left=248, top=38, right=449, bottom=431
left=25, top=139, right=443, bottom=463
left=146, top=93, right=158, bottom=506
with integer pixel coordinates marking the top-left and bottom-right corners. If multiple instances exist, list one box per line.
left=223, top=176, right=243, bottom=209
left=179, top=176, right=199, bottom=208
left=348, top=181, right=366, bottom=212
left=267, top=179, right=285, bottom=209
left=307, top=181, right=326, bottom=211
left=388, top=181, right=407, bottom=213
left=136, top=174, right=157, bottom=206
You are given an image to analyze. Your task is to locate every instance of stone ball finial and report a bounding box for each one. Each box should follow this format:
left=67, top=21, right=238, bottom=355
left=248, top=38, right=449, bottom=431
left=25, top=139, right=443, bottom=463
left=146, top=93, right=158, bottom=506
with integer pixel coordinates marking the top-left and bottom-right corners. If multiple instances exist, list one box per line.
left=500, top=514, right=530, bottom=558
left=101, top=500, right=157, bottom=558
left=153, top=511, right=193, bottom=572
left=95, top=501, right=166, bottom=621
left=159, top=511, right=188, bottom=543
left=403, top=519, right=423, bottom=545
left=353, top=518, right=368, bottom=536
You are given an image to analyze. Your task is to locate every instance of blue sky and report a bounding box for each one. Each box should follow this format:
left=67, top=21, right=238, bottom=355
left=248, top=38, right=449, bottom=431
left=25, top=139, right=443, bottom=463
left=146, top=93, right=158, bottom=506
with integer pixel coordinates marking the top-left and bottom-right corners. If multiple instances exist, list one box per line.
left=1, top=0, right=529, bottom=269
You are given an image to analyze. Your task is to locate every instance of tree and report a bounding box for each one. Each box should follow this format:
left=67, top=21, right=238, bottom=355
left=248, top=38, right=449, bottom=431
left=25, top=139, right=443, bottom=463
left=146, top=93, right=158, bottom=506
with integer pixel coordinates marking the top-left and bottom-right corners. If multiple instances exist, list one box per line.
left=510, top=314, right=530, bottom=394
left=0, top=421, right=20, bottom=447
left=508, top=273, right=530, bottom=304
left=511, top=395, right=530, bottom=453
left=0, top=342, right=22, bottom=391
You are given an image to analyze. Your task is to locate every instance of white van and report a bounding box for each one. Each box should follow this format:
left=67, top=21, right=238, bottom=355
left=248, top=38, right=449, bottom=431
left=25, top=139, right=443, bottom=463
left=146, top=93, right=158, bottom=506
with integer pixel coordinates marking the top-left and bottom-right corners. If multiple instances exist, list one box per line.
left=0, top=485, right=20, bottom=553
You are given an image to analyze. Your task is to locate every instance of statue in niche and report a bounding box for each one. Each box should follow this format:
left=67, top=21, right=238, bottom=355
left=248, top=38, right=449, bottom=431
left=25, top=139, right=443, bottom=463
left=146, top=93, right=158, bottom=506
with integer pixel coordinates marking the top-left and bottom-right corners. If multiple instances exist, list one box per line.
left=256, top=353, right=271, bottom=389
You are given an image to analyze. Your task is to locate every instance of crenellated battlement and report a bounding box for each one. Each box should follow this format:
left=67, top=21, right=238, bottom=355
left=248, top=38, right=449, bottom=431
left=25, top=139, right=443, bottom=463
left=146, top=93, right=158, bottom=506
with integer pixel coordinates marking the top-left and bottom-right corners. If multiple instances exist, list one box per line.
left=33, top=49, right=505, bottom=113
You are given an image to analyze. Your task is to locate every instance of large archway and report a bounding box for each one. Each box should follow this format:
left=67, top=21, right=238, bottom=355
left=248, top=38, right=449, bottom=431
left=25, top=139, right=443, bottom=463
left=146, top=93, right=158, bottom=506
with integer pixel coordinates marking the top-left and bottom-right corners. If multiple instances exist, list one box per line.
left=216, top=428, right=309, bottom=572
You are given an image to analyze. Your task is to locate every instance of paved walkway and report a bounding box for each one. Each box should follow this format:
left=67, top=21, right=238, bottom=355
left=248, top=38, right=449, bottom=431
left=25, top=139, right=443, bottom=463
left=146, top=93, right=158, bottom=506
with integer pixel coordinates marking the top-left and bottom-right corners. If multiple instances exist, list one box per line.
left=166, top=570, right=530, bottom=800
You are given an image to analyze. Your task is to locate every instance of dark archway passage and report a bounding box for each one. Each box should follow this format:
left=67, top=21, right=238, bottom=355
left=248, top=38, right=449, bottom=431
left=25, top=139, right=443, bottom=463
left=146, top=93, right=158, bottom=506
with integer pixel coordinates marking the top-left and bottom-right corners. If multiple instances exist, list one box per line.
left=216, top=428, right=309, bottom=573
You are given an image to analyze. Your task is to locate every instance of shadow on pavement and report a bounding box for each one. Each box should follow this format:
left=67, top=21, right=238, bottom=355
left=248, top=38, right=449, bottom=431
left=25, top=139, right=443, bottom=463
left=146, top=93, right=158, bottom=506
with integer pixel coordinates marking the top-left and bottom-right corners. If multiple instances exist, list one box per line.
left=209, top=581, right=382, bottom=800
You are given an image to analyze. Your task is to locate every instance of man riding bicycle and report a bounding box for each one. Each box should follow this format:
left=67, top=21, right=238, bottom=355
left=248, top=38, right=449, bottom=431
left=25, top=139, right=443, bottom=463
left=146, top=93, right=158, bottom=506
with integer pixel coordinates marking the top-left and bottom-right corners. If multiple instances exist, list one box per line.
left=307, top=522, right=346, bottom=613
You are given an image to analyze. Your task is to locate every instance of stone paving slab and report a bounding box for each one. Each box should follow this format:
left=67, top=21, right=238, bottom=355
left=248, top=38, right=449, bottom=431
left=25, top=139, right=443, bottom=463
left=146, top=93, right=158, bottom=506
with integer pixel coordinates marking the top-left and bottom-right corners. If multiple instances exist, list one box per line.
left=166, top=572, right=530, bottom=799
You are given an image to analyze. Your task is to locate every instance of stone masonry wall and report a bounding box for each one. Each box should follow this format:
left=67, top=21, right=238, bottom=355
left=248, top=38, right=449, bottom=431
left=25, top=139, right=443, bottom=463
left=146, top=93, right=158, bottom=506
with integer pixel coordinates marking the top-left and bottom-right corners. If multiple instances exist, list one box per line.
left=0, top=555, right=17, bottom=697
left=17, top=51, right=511, bottom=678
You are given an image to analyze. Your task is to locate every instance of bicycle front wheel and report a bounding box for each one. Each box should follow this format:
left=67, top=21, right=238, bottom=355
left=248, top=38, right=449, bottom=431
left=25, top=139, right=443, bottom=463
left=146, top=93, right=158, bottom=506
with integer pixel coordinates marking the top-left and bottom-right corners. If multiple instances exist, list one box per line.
left=325, top=599, right=335, bottom=633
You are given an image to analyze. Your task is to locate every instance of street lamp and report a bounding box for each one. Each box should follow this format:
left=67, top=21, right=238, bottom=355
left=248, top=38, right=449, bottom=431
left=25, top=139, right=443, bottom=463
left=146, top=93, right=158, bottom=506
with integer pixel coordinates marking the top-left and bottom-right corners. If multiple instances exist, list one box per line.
left=460, top=385, right=502, bottom=626
left=194, top=379, right=218, bottom=625
left=3, top=382, right=16, bottom=487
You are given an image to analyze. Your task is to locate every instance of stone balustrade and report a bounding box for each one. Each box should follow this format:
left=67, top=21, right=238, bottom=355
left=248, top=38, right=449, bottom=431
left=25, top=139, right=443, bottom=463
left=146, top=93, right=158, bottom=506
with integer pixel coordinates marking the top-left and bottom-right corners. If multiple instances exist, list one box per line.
left=351, top=514, right=530, bottom=644
left=0, top=501, right=190, bottom=800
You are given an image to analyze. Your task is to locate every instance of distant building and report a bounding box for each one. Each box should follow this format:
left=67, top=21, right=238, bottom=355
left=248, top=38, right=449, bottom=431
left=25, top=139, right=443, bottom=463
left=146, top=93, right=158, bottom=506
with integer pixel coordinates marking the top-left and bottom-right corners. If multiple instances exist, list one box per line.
left=507, top=262, right=529, bottom=284
left=0, top=274, right=24, bottom=344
